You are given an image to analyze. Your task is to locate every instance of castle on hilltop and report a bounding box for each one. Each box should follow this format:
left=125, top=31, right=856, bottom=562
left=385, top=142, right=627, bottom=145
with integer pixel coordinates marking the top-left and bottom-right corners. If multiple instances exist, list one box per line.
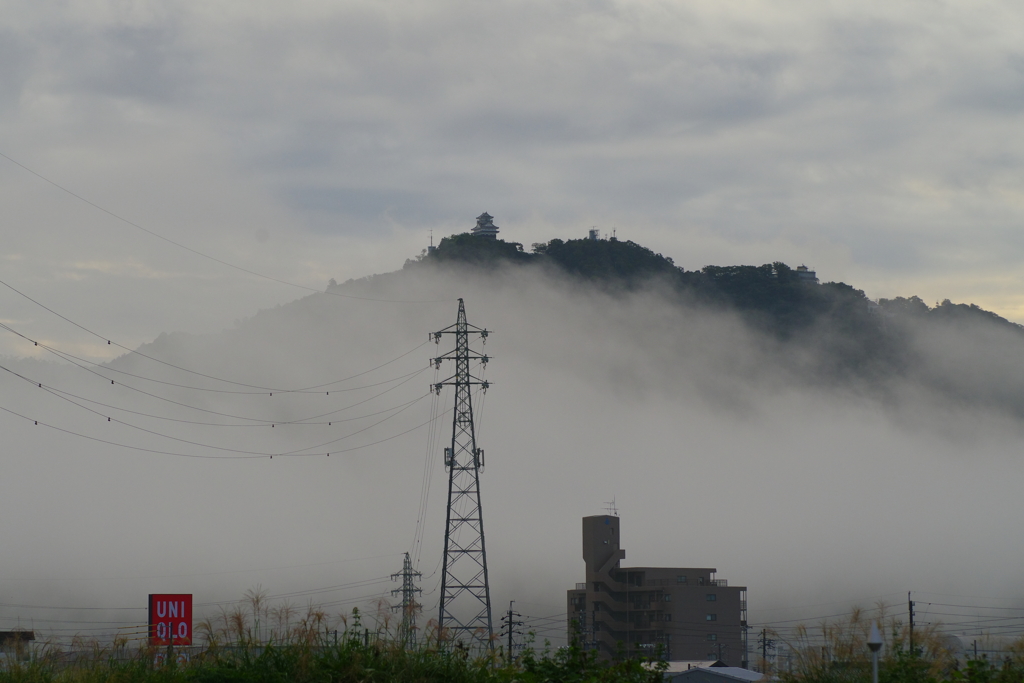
left=471, top=212, right=500, bottom=239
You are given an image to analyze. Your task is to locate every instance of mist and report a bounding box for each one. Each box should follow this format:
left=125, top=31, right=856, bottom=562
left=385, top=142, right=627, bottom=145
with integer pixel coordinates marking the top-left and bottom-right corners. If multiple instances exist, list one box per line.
left=2, top=260, right=1023, bottom=646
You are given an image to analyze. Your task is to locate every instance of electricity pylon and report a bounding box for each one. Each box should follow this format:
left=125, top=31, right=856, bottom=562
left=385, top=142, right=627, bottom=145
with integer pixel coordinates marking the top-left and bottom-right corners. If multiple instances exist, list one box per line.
left=391, top=552, right=422, bottom=647
left=431, top=298, right=493, bottom=651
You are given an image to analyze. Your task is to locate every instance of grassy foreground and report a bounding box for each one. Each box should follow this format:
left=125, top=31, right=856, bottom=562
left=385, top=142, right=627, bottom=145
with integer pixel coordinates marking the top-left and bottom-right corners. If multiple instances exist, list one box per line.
left=770, top=606, right=1024, bottom=683
left=0, top=601, right=663, bottom=683
left=9, top=599, right=1024, bottom=682
left=0, top=638, right=664, bottom=683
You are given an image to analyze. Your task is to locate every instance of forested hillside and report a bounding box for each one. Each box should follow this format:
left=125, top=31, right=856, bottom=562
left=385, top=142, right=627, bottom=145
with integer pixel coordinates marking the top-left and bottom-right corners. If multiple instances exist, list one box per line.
left=409, top=233, right=1021, bottom=338
left=346, top=233, right=1024, bottom=417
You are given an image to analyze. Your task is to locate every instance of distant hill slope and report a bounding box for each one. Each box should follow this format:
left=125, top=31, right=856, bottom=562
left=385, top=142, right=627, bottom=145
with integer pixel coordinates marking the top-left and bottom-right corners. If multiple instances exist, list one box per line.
left=405, top=233, right=1019, bottom=329
left=317, top=232, right=1024, bottom=416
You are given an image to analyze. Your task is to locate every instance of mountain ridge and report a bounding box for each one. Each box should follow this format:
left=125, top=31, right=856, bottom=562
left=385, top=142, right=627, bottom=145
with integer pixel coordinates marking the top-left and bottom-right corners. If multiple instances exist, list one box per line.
left=324, top=232, right=1024, bottom=418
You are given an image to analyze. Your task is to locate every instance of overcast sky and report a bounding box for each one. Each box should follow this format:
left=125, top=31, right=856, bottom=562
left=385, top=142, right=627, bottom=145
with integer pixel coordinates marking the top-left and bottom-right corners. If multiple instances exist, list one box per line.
left=2, top=0, right=1024, bottom=360
left=2, top=0, right=1024, bottom=651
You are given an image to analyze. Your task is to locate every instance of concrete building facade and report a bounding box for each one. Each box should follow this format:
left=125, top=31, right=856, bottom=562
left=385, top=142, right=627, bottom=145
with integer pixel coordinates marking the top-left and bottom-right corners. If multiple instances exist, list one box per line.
left=567, top=515, right=747, bottom=666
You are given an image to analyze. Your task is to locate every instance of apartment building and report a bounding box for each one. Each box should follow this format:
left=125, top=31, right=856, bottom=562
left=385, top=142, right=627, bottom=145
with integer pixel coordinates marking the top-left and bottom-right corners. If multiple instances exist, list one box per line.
left=566, top=515, right=748, bottom=666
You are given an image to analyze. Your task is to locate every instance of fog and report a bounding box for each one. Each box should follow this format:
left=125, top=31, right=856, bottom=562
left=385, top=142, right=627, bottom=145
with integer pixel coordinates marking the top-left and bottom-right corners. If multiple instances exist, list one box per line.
left=2, top=261, right=1024, bottom=646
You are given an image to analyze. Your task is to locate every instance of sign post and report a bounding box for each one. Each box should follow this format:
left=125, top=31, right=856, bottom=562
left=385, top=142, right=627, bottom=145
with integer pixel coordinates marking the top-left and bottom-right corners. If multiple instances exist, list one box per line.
left=148, top=594, right=193, bottom=648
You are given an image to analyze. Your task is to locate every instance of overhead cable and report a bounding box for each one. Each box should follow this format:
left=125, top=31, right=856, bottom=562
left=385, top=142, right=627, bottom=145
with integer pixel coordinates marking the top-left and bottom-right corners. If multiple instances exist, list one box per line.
left=0, top=151, right=451, bottom=304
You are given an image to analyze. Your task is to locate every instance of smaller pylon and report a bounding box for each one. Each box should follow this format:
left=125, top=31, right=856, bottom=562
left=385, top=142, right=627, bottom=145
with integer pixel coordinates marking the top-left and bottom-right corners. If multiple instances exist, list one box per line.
left=391, top=552, right=423, bottom=647
left=500, top=601, right=523, bottom=662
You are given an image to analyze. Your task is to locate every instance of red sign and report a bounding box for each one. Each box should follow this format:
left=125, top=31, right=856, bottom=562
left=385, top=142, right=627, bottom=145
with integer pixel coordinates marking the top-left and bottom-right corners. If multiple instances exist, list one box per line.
left=148, top=594, right=192, bottom=646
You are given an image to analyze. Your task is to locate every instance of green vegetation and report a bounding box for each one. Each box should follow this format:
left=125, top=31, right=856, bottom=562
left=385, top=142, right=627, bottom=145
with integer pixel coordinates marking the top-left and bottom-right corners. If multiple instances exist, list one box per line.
left=419, top=233, right=533, bottom=267
left=412, top=233, right=1022, bottom=338
left=0, top=600, right=664, bottom=683
left=766, top=606, right=1024, bottom=683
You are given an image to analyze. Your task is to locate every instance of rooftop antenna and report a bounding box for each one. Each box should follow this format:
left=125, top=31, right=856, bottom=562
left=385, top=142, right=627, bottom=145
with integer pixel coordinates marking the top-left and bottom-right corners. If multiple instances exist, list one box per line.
left=603, top=497, right=618, bottom=516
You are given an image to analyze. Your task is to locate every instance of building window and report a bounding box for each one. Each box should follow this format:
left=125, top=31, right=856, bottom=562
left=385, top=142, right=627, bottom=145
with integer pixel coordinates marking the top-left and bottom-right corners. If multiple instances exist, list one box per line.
left=706, top=594, right=717, bottom=602
left=707, top=634, right=717, bottom=641
left=706, top=614, right=717, bottom=621
left=698, top=577, right=705, bottom=586
left=664, top=594, right=671, bottom=602
left=665, top=614, right=672, bottom=622
left=676, top=575, right=687, bottom=584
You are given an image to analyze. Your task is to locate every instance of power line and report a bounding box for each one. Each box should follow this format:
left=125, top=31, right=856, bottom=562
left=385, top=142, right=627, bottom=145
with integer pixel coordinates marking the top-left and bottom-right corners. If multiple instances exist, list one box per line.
left=196, top=577, right=393, bottom=606
left=752, top=593, right=904, bottom=616
left=0, top=552, right=402, bottom=584
left=0, top=315, right=430, bottom=395
left=0, top=151, right=452, bottom=304
left=0, top=398, right=450, bottom=459
left=0, top=360, right=426, bottom=428
left=0, top=363, right=430, bottom=457
left=921, top=602, right=1024, bottom=612
left=0, top=603, right=145, bottom=611
left=19, top=339, right=431, bottom=426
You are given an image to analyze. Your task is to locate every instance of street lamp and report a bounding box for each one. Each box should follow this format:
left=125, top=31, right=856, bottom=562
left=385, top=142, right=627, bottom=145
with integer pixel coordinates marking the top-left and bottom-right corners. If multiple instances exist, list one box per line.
left=868, top=623, right=883, bottom=683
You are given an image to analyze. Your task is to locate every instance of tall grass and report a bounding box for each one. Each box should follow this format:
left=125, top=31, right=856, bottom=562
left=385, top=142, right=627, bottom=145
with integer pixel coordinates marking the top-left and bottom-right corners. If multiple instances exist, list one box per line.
left=767, top=603, right=1024, bottom=683
left=0, top=590, right=665, bottom=683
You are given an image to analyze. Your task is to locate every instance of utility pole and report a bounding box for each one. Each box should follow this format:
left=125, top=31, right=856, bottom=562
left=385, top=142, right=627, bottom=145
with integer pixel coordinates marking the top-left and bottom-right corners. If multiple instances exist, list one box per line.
left=500, top=601, right=523, bottom=661
left=433, top=299, right=494, bottom=651
left=391, top=552, right=422, bottom=647
left=759, top=629, right=775, bottom=672
left=908, top=591, right=915, bottom=656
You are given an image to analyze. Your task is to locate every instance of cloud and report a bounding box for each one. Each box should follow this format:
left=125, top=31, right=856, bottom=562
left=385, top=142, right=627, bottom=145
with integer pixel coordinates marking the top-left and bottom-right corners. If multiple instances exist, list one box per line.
left=4, top=8, right=1024, bottom=635
left=4, top=262, right=1024, bottom=644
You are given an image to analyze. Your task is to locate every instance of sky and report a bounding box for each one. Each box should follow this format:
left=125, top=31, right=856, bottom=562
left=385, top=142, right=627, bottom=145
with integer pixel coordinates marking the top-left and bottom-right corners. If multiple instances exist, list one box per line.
left=2, top=0, right=1024, bottom=653
left=3, top=0, right=1024, bottom=362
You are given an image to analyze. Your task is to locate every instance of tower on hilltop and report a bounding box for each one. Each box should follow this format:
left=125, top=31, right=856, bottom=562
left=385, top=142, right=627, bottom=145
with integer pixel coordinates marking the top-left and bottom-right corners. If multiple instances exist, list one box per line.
left=472, top=213, right=500, bottom=239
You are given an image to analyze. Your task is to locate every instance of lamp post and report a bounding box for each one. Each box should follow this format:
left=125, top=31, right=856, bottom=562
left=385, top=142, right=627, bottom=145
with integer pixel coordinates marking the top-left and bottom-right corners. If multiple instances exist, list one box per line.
left=868, top=623, right=883, bottom=683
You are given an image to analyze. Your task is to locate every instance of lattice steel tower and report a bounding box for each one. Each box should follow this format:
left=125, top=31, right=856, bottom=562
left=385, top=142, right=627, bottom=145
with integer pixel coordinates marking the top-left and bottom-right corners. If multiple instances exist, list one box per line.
left=431, top=298, right=493, bottom=650
left=391, top=552, right=422, bottom=647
